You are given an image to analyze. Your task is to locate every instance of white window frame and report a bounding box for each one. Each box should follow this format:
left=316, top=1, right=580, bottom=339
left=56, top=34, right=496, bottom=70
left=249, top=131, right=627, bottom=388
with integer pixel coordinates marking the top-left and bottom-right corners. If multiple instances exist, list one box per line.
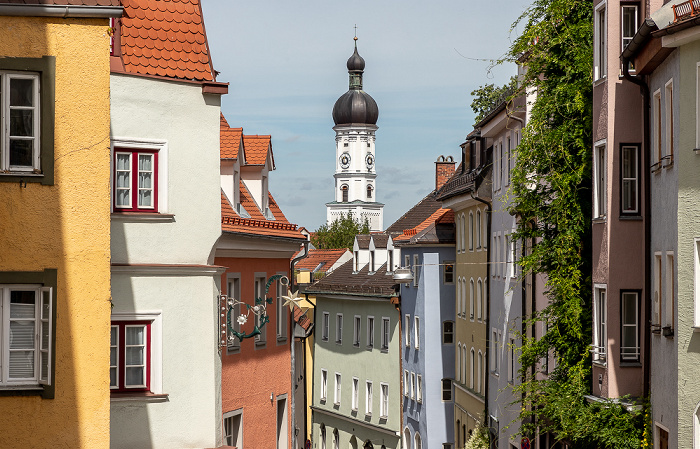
left=414, top=316, right=420, bottom=349
left=470, top=347, right=475, bottom=389
left=621, top=291, right=640, bottom=362
left=593, top=285, right=607, bottom=363
left=381, top=317, right=390, bottom=350
left=334, top=372, right=341, bottom=405
left=469, top=212, right=474, bottom=251
left=413, top=254, right=420, bottom=287
left=477, top=350, right=483, bottom=394
left=476, top=279, right=482, bottom=321
left=508, top=335, right=515, bottom=383
left=110, top=138, right=169, bottom=214
left=665, top=79, right=674, bottom=163
left=405, top=314, right=411, bottom=347
left=594, top=140, right=607, bottom=218
left=380, top=382, right=389, bottom=418
left=404, top=369, right=409, bottom=396
left=594, top=2, right=607, bottom=81
left=276, top=272, right=287, bottom=343
left=653, top=89, right=662, bottom=164
left=654, top=253, right=662, bottom=326
left=336, top=313, right=343, bottom=345
left=367, top=316, right=375, bottom=349
left=621, top=4, right=638, bottom=53
left=456, top=278, right=462, bottom=317
left=621, top=145, right=640, bottom=214
left=410, top=372, right=415, bottom=399
left=223, top=408, right=243, bottom=449
left=365, top=380, right=373, bottom=415
left=476, top=209, right=482, bottom=250
left=1, top=72, right=41, bottom=172
left=320, top=369, right=327, bottom=401
left=469, top=278, right=475, bottom=320
left=110, top=310, right=163, bottom=394
left=416, top=374, right=422, bottom=403
left=460, top=213, right=466, bottom=252
left=352, top=377, right=359, bottom=410
left=666, top=253, right=675, bottom=330
left=322, top=312, right=329, bottom=342
left=456, top=343, right=461, bottom=383
left=491, top=328, right=500, bottom=375
left=353, top=315, right=361, bottom=347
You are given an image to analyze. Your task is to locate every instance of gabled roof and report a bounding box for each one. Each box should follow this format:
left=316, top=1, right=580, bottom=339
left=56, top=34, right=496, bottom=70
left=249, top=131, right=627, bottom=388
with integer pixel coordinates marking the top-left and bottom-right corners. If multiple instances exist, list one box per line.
left=355, top=234, right=371, bottom=250
left=295, top=249, right=351, bottom=273
left=243, top=135, right=273, bottom=167
left=118, top=0, right=216, bottom=82
left=385, top=192, right=442, bottom=236
left=305, top=260, right=396, bottom=298
left=220, top=114, right=243, bottom=160
left=221, top=189, right=305, bottom=240
left=370, top=234, right=389, bottom=249
left=393, top=208, right=454, bottom=245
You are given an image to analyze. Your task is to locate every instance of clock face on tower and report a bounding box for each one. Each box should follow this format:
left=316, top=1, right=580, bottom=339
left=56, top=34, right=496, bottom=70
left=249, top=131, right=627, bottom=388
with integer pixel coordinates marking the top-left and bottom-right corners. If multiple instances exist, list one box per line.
left=365, top=153, right=374, bottom=169
left=340, top=152, right=351, bottom=169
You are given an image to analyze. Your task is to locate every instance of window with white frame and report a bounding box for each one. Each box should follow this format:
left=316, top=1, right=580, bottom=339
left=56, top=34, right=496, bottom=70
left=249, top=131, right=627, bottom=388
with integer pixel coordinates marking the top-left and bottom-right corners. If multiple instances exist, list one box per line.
left=367, top=316, right=374, bottom=348
left=365, top=380, right=373, bottom=415
left=482, top=214, right=488, bottom=249
left=492, top=235, right=497, bottom=277
left=404, top=254, right=410, bottom=272
left=593, top=286, right=607, bottom=362
left=495, top=234, right=501, bottom=277
left=415, top=432, right=422, bottom=449
left=405, top=314, right=410, bottom=347
left=482, top=280, right=487, bottom=324
left=476, top=209, right=482, bottom=249
left=665, top=80, right=674, bottom=164
left=381, top=317, right=390, bottom=350
left=416, top=375, right=422, bottom=402
left=654, top=253, right=662, bottom=327
left=352, top=377, right=359, bottom=410
left=653, top=90, right=662, bottom=164
left=506, top=136, right=511, bottom=186
left=461, top=278, right=467, bottom=318
left=491, top=329, right=500, bottom=374
left=621, top=5, right=638, bottom=55
left=320, top=369, right=327, bottom=401
left=414, top=316, right=420, bottom=349
left=413, top=254, right=420, bottom=287
left=666, top=253, right=675, bottom=332
left=508, top=336, right=515, bottom=383
left=595, top=3, right=607, bottom=80
left=460, top=213, right=466, bottom=252
left=227, top=275, right=241, bottom=351
left=509, top=236, right=516, bottom=278
left=353, top=315, right=361, bottom=347
left=276, top=275, right=287, bottom=342
left=621, top=145, right=640, bottom=214
left=456, top=278, right=462, bottom=317
left=476, top=279, right=482, bottom=320
left=470, top=348, right=475, bottom=389
left=322, top=312, right=329, bottom=342
left=462, top=345, right=467, bottom=385
left=477, top=351, right=483, bottom=394
left=223, top=409, right=243, bottom=448
left=404, top=370, right=409, bottom=396
left=469, top=278, right=475, bottom=319
left=0, top=284, right=53, bottom=389
left=335, top=313, right=343, bottom=344
left=456, top=214, right=461, bottom=253
left=469, top=212, right=474, bottom=251
left=380, top=383, right=389, bottom=418
left=333, top=429, right=339, bottom=449
left=443, top=321, right=454, bottom=344
left=441, top=378, right=452, bottom=401
left=410, top=372, right=415, bottom=399
left=621, top=291, right=640, bottom=362
left=456, top=343, right=461, bottom=383
left=114, top=149, right=158, bottom=212
left=334, top=373, right=341, bottom=405
left=320, top=425, right=326, bottom=449
left=370, top=250, right=375, bottom=272
left=594, top=142, right=607, bottom=218
left=254, top=276, right=267, bottom=345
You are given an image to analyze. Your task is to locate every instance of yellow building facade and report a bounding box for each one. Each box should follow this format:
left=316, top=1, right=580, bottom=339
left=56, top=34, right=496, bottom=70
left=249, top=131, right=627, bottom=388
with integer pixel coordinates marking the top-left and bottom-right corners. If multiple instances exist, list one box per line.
left=0, top=5, right=120, bottom=447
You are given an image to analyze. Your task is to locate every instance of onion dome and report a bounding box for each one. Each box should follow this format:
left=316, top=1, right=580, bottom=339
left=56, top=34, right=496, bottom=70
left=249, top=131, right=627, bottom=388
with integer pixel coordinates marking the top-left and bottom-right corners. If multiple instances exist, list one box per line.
left=332, top=40, right=379, bottom=126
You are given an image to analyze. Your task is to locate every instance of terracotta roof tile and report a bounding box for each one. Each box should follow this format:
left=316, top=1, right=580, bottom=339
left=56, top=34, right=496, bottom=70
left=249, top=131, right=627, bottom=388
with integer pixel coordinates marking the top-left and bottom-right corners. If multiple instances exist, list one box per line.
left=0, top=0, right=120, bottom=4
left=393, top=208, right=453, bottom=243
left=295, top=249, right=351, bottom=272
left=118, top=0, right=215, bottom=81
left=220, top=113, right=242, bottom=160
left=385, top=192, right=442, bottom=236
left=305, top=260, right=396, bottom=297
left=221, top=190, right=305, bottom=241
left=242, top=135, right=272, bottom=166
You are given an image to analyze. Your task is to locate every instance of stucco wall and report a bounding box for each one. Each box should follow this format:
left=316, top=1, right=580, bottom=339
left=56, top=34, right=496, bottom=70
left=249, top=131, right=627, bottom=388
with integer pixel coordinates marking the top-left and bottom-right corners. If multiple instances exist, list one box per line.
left=0, top=15, right=112, bottom=448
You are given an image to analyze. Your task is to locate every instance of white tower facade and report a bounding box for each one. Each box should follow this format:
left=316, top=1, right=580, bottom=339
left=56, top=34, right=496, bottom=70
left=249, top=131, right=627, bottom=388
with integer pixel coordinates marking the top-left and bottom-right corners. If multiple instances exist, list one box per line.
left=326, top=40, right=384, bottom=231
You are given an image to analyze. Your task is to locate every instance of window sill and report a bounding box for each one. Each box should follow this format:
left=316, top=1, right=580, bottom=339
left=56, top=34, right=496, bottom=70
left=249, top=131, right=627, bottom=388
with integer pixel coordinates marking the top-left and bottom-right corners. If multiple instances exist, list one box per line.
left=111, top=392, right=169, bottom=403
left=0, top=385, right=45, bottom=397
left=592, top=217, right=607, bottom=224
left=619, top=215, right=642, bottom=221
left=111, top=212, right=175, bottom=223
left=0, top=172, right=50, bottom=185
left=277, top=336, right=288, bottom=344
left=592, top=360, right=607, bottom=368
left=593, top=76, right=607, bottom=87
left=619, top=361, right=642, bottom=367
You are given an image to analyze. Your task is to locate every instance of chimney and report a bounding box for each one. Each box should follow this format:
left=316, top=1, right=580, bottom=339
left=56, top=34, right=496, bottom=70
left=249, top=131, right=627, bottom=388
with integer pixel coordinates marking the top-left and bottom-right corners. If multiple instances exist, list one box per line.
left=435, top=155, right=456, bottom=191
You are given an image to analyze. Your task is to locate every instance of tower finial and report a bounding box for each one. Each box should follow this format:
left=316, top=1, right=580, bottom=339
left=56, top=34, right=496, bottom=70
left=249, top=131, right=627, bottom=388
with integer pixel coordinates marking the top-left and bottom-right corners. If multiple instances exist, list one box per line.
left=354, top=24, right=358, bottom=44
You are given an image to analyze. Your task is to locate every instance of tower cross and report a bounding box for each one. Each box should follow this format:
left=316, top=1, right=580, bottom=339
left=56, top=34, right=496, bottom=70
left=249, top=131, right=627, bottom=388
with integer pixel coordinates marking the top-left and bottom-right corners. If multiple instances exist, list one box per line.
left=354, top=24, right=358, bottom=39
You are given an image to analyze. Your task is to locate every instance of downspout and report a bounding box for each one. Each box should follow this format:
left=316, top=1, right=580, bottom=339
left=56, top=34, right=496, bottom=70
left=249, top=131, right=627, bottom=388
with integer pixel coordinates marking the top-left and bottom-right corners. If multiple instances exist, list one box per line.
left=622, top=23, right=652, bottom=399
left=290, top=239, right=310, bottom=449
left=471, top=191, right=492, bottom=428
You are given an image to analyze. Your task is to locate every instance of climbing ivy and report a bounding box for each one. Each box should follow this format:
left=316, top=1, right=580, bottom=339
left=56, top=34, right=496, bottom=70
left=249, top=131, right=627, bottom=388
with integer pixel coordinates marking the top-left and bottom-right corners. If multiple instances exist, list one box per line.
left=501, top=0, right=646, bottom=446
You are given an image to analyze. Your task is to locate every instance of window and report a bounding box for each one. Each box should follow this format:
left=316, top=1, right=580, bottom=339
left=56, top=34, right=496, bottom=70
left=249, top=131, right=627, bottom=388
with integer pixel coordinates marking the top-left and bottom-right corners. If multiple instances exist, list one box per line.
left=469, top=212, right=474, bottom=251
left=404, top=255, right=410, bottom=271
left=365, top=381, right=373, bottom=415
left=456, top=343, right=461, bottom=382
left=482, top=280, right=487, bottom=325
left=476, top=210, right=482, bottom=249
left=404, top=370, right=409, bottom=396
left=413, top=254, right=420, bottom=287
left=470, top=348, right=475, bottom=389
left=654, top=90, right=662, bottom=164
left=333, top=429, right=339, bottom=449
left=594, top=142, right=607, bottom=218
left=461, top=278, right=467, bottom=318
left=654, top=253, right=662, bottom=328
left=469, top=278, right=474, bottom=319
left=665, top=253, right=675, bottom=333
left=456, top=278, right=462, bottom=317
left=460, top=213, right=466, bottom=252
left=276, top=396, right=287, bottom=449
left=665, top=80, right=674, bottom=164
left=444, top=261, right=454, bottom=284
left=0, top=284, right=53, bottom=389
left=621, top=291, right=640, bottom=361
left=276, top=275, right=287, bottom=342
left=381, top=317, right=390, bottom=350
left=367, top=316, right=374, bottom=348
left=403, top=428, right=411, bottom=449
left=388, top=250, right=394, bottom=273
left=495, top=234, right=501, bottom=277
left=441, top=378, right=452, bottom=401
left=114, top=149, right=158, bottom=212
left=322, top=312, right=329, bottom=342
left=414, top=316, right=420, bottom=349
left=227, top=275, right=241, bottom=351
left=380, top=383, right=389, bottom=417
left=410, top=372, right=415, bottom=399
left=482, top=214, right=488, bottom=249
left=405, top=314, right=411, bottom=347
left=352, top=377, right=359, bottom=410
left=476, top=279, right=482, bottom=320
left=492, top=235, right=497, bottom=277
left=341, top=185, right=348, bottom=202
left=508, top=336, right=515, bottom=383
left=367, top=184, right=373, bottom=199
left=595, top=3, right=606, bottom=80
left=254, top=276, right=267, bottom=346
left=456, top=214, right=461, bottom=253
left=506, top=136, right=511, bottom=186
left=416, top=375, right=422, bottom=402
left=695, top=239, right=700, bottom=327
left=443, top=321, right=454, bottom=344
left=321, top=369, right=327, bottom=401
left=320, top=425, right=326, bottom=449
left=621, top=145, right=640, bottom=214
left=354, top=251, right=359, bottom=271
left=223, top=409, right=243, bottom=448
left=334, top=373, right=341, bottom=405
left=621, top=5, right=638, bottom=56
left=696, top=62, right=700, bottom=148
left=0, top=58, right=56, bottom=185
left=491, top=329, right=500, bottom=374
left=415, top=433, right=422, bottom=449
left=111, top=321, right=151, bottom=391
left=336, top=313, right=343, bottom=344
left=370, top=250, right=375, bottom=272
left=353, top=315, right=361, bottom=347
left=477, top=351, right=483, bottom=394
left=593, top=286, right=607, bottom=362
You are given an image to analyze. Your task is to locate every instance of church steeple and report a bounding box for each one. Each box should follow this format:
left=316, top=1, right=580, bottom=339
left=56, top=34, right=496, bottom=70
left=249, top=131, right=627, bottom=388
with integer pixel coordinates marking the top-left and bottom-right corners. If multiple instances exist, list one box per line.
left=347, top=39, right=365, bottom=90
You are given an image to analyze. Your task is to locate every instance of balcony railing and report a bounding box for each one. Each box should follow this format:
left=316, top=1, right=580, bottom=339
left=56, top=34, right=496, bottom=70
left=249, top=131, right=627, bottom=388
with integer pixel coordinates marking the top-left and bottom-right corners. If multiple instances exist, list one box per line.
left=673, top=0, right=700, bottom=22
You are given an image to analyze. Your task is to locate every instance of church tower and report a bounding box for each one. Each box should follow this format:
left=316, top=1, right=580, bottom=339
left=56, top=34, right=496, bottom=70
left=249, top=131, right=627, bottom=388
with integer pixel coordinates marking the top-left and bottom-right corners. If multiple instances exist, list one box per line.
left=326, top=39, right=384, bottom=231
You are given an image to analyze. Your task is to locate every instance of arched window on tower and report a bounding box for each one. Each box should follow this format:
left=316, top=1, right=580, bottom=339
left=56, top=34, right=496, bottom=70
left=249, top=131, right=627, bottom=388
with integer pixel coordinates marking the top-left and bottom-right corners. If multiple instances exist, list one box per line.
left=341, top=185, right=348, bottom=202
left=367, top=184, right=373, bottom=199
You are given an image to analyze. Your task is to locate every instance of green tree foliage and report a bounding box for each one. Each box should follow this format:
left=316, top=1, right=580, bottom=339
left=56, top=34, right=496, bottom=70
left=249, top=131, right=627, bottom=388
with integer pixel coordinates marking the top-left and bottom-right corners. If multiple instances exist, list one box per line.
left=470, top=76, right=517, bottom=124
left=311, top=213, right=370, bottom=250
left=504, top=0, right=645, bottom=446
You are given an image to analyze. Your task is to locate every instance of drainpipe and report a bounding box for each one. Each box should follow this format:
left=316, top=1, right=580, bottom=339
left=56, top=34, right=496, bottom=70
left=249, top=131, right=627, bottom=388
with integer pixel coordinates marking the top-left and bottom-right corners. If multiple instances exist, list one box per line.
left=290, top=240, right=310, bottom=449
left=471, top=191, right=492, bottom=431
left=622, top=34, right=651, bottom=399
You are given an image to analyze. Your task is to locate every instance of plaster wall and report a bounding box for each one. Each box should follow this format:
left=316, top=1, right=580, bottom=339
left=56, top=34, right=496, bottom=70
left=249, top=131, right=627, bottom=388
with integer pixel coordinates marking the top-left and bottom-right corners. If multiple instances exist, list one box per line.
left=109, top=74, right=222, bottom=265
left=0, top=15, right=112, bottom=448
left=110, top=274, right=221, bottom=448
left=676, top=39, right=700, bottom=449
left=218, top=256, right=293, bottom=449
left=649, top=49, right=680, bottom=449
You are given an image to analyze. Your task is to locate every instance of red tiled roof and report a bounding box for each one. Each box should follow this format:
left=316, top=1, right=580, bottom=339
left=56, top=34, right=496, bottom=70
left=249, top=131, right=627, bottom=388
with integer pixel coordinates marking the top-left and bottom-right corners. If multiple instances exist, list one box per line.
left=221, top=189, right=305, bottom=240
left=118, top=0, right=215, bottom=81
left=393, top=208, right=452, bottom=242
left=242, top=135, right=272, bottom=166
left=220, top=114, right=242, bottom=160
left=238, top=181, right=265, bottom=220
left=0, top=0, right=119, bottom=4
left=295, top=249, right=351, bottom=272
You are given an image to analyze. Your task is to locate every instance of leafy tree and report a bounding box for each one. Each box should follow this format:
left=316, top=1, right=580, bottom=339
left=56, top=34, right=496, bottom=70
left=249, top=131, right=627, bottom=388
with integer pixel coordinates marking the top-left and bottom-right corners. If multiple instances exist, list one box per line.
left=470, top=76, right=517, bottom=124
left=311, top=213, right=370, bottom=249
left=502, top=0, right=645, bottom=446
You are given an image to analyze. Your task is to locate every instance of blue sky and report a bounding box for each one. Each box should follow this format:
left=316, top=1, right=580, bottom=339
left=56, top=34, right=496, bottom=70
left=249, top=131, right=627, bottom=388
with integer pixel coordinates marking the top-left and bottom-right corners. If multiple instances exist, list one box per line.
left=202, top=0, right=530, bottom=231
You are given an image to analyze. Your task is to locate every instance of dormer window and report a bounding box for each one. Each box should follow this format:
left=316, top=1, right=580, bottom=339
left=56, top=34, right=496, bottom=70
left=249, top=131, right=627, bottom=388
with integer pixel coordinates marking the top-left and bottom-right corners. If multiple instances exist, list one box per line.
left=370, top=250, right=375, bottom=272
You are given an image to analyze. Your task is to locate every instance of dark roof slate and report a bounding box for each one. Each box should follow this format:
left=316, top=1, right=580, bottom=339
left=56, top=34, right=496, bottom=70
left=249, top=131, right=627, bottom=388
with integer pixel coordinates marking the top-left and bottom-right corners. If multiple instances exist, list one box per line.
left=385, top=192, right=442, bottom=236
left=355, top=234, right=371, bottom=249
left=305, top=259, right=396, bottom=297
